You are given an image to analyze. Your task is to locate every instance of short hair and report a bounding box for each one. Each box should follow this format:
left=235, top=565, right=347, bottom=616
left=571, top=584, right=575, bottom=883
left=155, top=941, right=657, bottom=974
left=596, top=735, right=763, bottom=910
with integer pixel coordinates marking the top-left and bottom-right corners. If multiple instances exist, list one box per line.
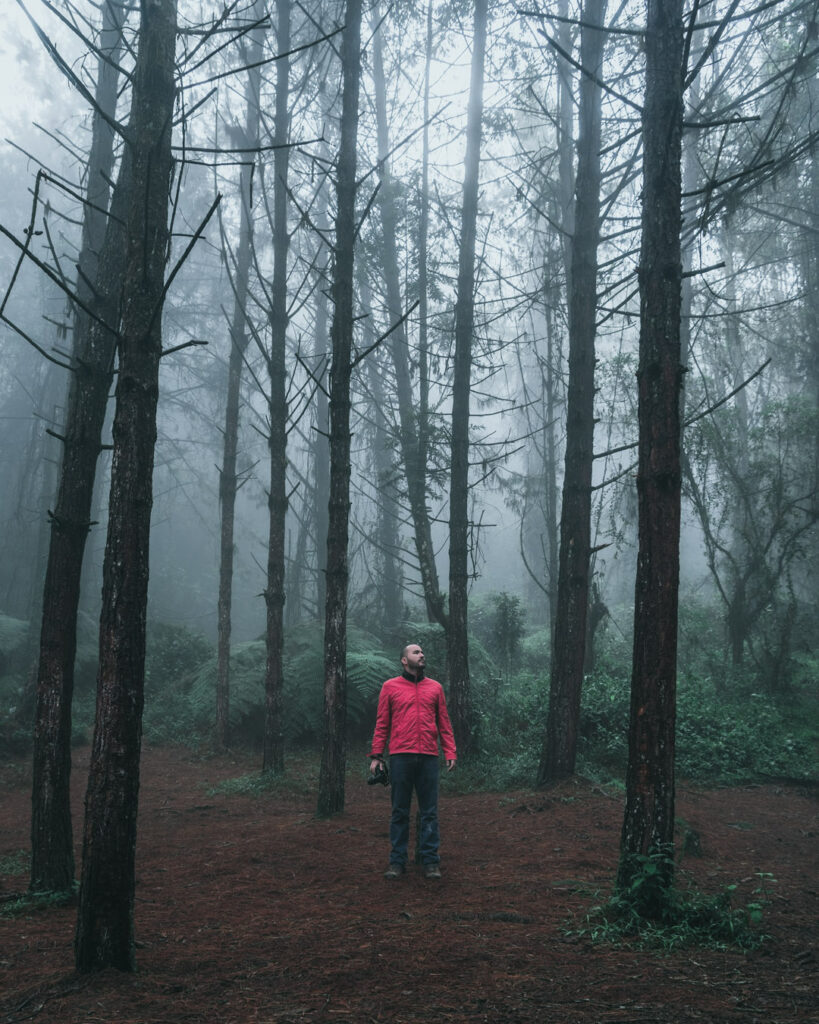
left=400, top=643, right=418, bottom=661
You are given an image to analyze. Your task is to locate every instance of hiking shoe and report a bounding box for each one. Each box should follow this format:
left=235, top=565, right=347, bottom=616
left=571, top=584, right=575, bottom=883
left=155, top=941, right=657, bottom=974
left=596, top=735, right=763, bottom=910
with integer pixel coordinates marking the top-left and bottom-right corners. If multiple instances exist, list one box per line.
left=423, top=862, right=441, bottom=880
left=384, top=862, right=405, bottom=880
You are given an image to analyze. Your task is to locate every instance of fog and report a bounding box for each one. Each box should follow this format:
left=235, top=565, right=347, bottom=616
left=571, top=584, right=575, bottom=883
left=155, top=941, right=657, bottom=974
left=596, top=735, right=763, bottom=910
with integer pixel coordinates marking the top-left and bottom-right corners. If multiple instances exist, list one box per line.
left=0, top=0, right=815, bottom=678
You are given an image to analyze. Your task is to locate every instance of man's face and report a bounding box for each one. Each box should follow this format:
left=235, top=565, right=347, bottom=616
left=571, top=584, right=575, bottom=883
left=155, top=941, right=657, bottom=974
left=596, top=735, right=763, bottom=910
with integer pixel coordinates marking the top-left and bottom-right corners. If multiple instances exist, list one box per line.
left=402, top=644, right=425, bottom=674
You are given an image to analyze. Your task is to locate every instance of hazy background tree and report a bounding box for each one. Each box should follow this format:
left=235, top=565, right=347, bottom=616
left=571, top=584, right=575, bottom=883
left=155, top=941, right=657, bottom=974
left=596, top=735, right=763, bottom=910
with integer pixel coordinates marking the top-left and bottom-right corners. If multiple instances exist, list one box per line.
left=617, top=0, right=684, bottom=901
left=75, top=0, right=180, bottom=972
left=216, top=0, right=265, bottom=751
left=318, top=0, right=363, bottom=818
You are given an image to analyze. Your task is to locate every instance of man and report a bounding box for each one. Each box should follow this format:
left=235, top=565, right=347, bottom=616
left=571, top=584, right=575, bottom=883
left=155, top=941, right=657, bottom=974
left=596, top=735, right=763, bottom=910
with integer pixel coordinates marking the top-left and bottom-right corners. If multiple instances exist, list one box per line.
left=369, top=643, right=457, bottom=880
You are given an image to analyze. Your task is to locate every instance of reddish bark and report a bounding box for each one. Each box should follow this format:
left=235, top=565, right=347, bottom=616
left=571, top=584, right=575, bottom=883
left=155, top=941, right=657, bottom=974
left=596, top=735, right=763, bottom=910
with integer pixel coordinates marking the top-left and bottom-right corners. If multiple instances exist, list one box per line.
left=262, top=0, right=291, bottom=775
left=539, top=0, right=607, bottom=785
left=74, top=0, right=178, bottom=973
left=618, top=0, right=685, bottom=894
left=217, top=1, right=264, bottom=751
left=30, top=0, right=126, bottom=894
left=448, top=0, right=489, bottom=755
left=317, top=0, right=363, bottom=818
left=371, top=4, right=446, bottom=629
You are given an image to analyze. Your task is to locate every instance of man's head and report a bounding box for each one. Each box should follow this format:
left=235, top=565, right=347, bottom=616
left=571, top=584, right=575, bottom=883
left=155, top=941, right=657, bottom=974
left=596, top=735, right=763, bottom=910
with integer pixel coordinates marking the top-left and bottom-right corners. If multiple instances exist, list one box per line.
left=401, top=643, right=425, bottom=677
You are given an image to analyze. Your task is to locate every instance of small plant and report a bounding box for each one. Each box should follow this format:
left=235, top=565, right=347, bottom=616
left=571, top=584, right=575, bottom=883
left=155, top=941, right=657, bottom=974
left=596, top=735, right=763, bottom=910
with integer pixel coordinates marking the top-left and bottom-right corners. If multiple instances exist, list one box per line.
left=0, top=883, right=78, bottom=919
left=0, top=848, right=28, bottom=876
left=572, top=852, right=773, bottom=950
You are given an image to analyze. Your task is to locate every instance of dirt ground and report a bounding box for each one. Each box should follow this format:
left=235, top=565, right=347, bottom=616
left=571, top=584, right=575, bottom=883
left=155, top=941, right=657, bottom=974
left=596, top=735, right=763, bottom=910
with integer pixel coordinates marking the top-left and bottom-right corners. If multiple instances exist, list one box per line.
left=1, top=746, right=816, bottom=1024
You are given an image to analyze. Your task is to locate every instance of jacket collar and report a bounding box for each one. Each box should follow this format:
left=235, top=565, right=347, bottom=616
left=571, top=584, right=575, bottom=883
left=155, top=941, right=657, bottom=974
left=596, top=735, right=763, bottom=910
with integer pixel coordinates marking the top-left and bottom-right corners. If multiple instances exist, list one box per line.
left=401, top=670, right=425, bottom=683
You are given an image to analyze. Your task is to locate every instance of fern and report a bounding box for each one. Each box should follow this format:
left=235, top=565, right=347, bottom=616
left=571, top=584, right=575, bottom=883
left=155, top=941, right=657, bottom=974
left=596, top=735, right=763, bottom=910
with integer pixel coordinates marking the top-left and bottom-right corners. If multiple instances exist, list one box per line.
left=0, top=614, right=29, bottom=674
left=184, top=623, right=396, bottom=746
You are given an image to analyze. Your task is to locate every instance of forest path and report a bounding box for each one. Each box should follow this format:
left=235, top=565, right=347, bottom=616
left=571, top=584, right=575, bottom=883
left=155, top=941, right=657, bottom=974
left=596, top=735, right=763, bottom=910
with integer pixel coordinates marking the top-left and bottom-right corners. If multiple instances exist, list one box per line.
left=1, top=746, right=816, bottom=1023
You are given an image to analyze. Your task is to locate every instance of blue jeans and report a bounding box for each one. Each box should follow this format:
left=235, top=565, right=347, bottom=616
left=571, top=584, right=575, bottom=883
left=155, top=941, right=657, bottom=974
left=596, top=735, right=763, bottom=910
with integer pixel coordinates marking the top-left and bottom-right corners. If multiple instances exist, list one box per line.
left=389, top=754, right=441, bottom=866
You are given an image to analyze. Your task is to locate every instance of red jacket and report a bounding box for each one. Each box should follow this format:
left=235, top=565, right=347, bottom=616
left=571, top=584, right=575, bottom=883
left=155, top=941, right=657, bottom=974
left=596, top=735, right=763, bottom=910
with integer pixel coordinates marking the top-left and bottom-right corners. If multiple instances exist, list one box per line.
left=370, top=674, right=457, bottom=761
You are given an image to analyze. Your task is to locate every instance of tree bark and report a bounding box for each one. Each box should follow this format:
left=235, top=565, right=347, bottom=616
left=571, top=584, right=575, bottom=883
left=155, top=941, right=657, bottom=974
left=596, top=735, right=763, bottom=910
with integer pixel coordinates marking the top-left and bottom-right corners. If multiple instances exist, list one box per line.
left=447, top=0, right=488, bottom=756
left=617, top=0, right=684, bottom=898
left=263, top=0, right=291, bottom=775
left=75, top=0, right=177, bottom=972
left=216, top=0, right=264, bottom=750
left=538, top=0, right=607, bottom=785
left=543, top=303, right=561, bottom=635
left=361, top=275, right=403, bottom=627
left=30, top=0, right=126, bottom=894
left=370, top=3, right=445, bottom=629
left=717, top=228, right=753, bottom=667
left=317, top=0, right=362, bottom=818
left=311, top=125, right=332, bottom=620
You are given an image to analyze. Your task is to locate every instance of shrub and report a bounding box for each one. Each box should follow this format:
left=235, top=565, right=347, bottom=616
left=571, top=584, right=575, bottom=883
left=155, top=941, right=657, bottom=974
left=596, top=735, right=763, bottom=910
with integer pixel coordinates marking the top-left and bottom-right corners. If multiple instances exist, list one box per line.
left=185, top=622, right=396, bottom=748
left=576, top=849, right=772, bottom=950
left=145, top=620, right=212, bottom=694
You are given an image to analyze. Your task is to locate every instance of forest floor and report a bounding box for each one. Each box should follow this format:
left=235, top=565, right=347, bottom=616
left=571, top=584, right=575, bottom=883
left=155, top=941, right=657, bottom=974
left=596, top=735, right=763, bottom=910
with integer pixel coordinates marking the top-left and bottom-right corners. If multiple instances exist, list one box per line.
left=0, top=745, right=816, bottom=1024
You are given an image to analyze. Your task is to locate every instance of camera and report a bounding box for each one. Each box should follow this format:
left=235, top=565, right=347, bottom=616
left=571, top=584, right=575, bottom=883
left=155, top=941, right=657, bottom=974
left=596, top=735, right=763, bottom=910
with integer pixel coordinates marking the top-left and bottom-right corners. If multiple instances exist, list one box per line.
left=368, top=762, right=390, bottom=787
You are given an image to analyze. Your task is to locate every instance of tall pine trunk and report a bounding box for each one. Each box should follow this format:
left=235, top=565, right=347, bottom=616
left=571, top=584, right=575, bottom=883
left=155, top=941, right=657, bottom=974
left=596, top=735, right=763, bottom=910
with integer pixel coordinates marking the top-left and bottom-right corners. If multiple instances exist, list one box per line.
left=361, top=275, right=403, bottom=627
left=371, top=3, right=445, bottom=628
left=30, top=0, right=125, bottom=894
left=317, top=0, right=362, bottom=818
left=75, top=0, right=177, bottom=972
left=538, top=0, right=607, bottom=785
left=617, top=0, right=684, bottom=900
left=311, top=125, right=333, bottom=619
left=447, top=0, right=488, bottom=755
left=720, top=230, right=752, bottom=666
left=263, top=0, right=291, bottom=774
left=418, top=1, right=433, bottom=492
left=216, top=1, right=264, bottom=750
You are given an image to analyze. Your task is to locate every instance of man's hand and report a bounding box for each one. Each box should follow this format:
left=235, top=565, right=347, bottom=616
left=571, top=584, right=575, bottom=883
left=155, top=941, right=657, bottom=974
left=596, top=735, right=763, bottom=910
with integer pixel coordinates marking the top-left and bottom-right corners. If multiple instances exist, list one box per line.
left=446, top=759, right=456, bottom=772
left=369, top=758, right=383, bottom=775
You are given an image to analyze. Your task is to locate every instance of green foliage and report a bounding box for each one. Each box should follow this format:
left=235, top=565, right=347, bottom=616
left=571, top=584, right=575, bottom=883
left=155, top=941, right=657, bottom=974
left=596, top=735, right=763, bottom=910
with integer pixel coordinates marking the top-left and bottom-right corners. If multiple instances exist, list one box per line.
left=145, top=620, right=212, bottom=693
left=468, top=592, right=526, bottom=673
left=452, top=594, right=815, bottom=789
left=519, top=627, right=550, bottom=673
left=0, top=614, right=28, bottom=674
left=0, top=848, right=28, bottom=876
left=0, top=672, right=30, bottom=755
left=184, top=622, right=396, bottom=748
left=675, top=677, right=815, bottom=781
left=387, top=620, right=447, bottom=672
left=71, top=610, right=99, bottom=697
left=0, top=884, right=78, bottom=919
left=140, top=621, right=214, bottom=745
left=575, top=670, right=630, bottom=774
left=575, top=852, right=772, bottom=950
left=0, top=615, right=34, bottom=753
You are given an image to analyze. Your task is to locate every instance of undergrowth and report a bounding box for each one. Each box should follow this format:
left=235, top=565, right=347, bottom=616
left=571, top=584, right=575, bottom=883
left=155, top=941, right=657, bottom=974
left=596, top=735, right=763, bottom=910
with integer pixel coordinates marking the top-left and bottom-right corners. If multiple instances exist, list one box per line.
left=0, top=884, right=78, bottom=919
left=570, top=849, right=773, bottom=951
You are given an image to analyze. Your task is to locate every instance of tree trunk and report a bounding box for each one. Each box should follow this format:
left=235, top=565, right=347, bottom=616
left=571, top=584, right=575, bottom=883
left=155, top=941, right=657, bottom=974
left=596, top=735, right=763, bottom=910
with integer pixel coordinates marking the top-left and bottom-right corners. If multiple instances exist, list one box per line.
left=720, top=229, right=752, bottom=667
left=263, top=0, right=291, bottom=775
left=543, top=302, right=561, bottom=635
left=30, top=0, right=125, bottom=894
left=285, top=497, right=309, bottom=627
left=538, top=0, right=607, bottom=785
left=447, top=0, right=488, bottom=756
left=804, top=77, right=819, bottom=607
left=361, top=275, right=403, bottom=627
left=370, top=3, right=446, bottom=629
left=317, top=0, right=362, bottom=818
left=216, top=1, right=264, bottom=750
left=311, top=128, right=332, bottom=619
left=312, top=277, right=331, bottom=618
left=617, top=0, right=684, bottom=900
left=75, top=0, right=177, bottom=972
left=418, top=0, right=433, bottom=487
